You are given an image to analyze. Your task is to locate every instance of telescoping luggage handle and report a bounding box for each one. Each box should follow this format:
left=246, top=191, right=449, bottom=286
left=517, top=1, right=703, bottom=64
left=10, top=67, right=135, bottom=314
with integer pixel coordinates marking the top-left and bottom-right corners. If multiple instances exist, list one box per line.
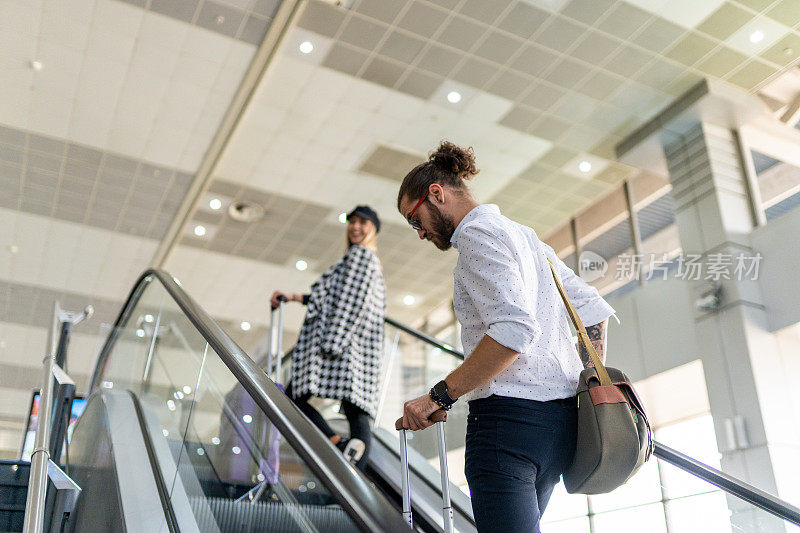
left=395, top=410, right=453, bottom=533
left=268, top=296, right=287, bottom=382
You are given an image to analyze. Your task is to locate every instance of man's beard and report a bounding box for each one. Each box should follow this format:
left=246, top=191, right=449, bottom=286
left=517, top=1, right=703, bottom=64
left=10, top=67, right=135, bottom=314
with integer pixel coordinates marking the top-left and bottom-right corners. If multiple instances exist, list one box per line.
left=428, top=203, right=455, bottom=251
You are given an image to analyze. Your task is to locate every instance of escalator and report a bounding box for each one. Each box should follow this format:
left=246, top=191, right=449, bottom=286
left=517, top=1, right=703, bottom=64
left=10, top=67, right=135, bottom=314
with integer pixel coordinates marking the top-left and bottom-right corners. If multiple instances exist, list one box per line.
left=13, top=267, right=800, bottom=532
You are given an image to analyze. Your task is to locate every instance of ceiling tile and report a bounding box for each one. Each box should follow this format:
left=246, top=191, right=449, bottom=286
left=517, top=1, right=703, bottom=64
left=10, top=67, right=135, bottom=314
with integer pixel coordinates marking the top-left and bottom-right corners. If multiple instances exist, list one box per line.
left=437, top=16, right=487, bottom=52
left=696, top=2, right=753, bottom=40
left=535, top=16, right=585, bottom=52
left=240, top=14, right=270, bottom=45
left=396, top=2, right=449, bottom=38
left=560, top=0, right=615, bottom=24
left=597, top=3, right=653, bottom=39
left=510, top=44, right=560, bottom=77
left=0, top=126, right=26, bottom=147
left=360, top=57, right=406, bottom=88
left=537, top=146, right=579, bottom=168
left=323, top=43, right=370, bottom=76
left=765, top=0, right=800, bottom=27
left=543, top=58, right=591, bottom=88
left=634, top=59, right=686, bottom=90
left=521, top=83, right=566, bottom=110
left=67, top=144, right=103, bottom=166
left=149, top=0, right=200, bottom=23
left=397, top=69, right=443, bottom=99
left=529, top=115, right=572, bottom=141
left=759, top=33, right=800, bottom=67
left=696, top=46, right=749, bottom=77
left=551, top=93, right=599, bottom=123
left=604, top=46, right=656, bottom=78
left=28, top=135, right=64, bottom=155
left=499, top=105, right=541, bottom=133
left=574, top=70, right=624, bottom=99
left=196, top=1, right=246, bottom=38
left=353, top=0, right=406, bottom=24
left=664, top=32, right=718, bottom=65
left=474, top=31, right=524, bottom=64
left=458, top=0, right=509, bottom=25
left=339, top=15, right=389, bottom=51
left=359, top=145, right=425, bottom=181
left=632, top=17, right=686, bottom=53
left=570, top=31, right=622, bottom=64
left=378, top=31, right=426, bottom=64
left=451, top=57, right=500, bottom=89
left=297, top=0, right=346, bottom=38
left=725, top=16, right=791, bottom=56
left=497, top=2, right=550, bottom=39
left=252, top=0, right=280, bottom=17
left=726, top=58, right=778, bottom=90
left=416, top=44, right=464, bottom=77
left=486, top=70, right=532, bottom=100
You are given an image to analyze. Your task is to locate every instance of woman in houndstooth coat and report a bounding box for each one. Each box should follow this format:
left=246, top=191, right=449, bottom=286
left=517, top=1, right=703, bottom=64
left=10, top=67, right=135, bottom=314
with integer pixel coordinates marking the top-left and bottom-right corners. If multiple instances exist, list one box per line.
left=271, top=205, right=385, bottom=470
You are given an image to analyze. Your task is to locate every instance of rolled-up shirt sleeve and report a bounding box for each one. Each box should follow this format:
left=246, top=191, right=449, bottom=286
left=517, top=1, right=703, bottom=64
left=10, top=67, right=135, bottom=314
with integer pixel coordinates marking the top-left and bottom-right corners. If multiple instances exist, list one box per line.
left=542, top=243, right=615, bottom=326
left=458, top=225, right=542, bottom=354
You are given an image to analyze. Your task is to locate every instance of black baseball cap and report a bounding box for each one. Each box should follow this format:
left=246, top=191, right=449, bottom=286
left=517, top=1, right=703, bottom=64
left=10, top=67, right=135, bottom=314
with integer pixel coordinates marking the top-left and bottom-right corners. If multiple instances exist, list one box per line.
left=347, top=205, right=381, bottom=233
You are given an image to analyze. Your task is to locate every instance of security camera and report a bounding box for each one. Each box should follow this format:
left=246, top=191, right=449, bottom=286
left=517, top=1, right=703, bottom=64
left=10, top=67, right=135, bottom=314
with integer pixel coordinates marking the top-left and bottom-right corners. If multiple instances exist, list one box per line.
left=694, top=281, right=722, bottom=312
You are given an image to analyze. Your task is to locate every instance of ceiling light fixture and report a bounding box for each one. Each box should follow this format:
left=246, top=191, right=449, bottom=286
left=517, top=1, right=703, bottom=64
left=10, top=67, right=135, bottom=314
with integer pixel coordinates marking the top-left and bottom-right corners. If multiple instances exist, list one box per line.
left=403, top=295, right=416, bottom=306
left=447, top=91, right=462, bottom=104
left=240, top=321, right=251, bottom=331
left=211, top=437, right=220, bottom=445
left=339, top=212, right=347, bottom=224
left=29, top=60, right=42, bottom=71
left=144, top=314, right=154, bottom=323
left=749, top=30, right=765, bottom=43
left=215, top=15, right=225, bottom=25
left=8, top=245, right=18, bottom=254
left=299, top=41, right=314, bottom=54
left=209, top=198, right=222, bottom=210
left=193, top=225, right=207, bottom=237
left=296, top=259, right=308, bottom=271
left=578, top=161, right=592, bottom=173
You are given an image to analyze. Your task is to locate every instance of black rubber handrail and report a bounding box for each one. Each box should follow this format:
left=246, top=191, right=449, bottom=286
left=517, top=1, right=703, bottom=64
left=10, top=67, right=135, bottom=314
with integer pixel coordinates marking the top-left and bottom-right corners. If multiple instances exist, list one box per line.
left=90, top=270, right=410, bottom=533
left=385, top=319, right=800, bottom=527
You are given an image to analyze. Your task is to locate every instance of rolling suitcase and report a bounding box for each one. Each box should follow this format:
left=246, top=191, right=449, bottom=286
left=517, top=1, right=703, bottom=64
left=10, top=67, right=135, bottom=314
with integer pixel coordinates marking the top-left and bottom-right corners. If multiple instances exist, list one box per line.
left=396, top=409, right=454, bottom=533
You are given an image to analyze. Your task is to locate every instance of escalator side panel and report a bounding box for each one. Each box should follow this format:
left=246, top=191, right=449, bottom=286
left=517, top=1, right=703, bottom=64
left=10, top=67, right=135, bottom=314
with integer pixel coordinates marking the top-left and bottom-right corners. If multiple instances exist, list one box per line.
left=68, top=391, right=169, bottom=532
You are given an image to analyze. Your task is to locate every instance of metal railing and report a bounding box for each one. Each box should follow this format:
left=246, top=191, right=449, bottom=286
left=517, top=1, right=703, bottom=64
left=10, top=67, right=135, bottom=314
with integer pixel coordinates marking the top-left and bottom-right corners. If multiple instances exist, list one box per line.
left=385, top=319, right=800, bottom=527
left=22, top=303, right=90, bottom=533
left=89, top=270, right=410, bottom=533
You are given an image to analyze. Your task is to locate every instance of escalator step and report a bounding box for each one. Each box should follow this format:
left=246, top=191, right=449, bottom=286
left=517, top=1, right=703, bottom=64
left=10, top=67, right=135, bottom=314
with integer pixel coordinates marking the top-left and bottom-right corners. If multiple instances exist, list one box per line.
left=194, top=497, right=360, bottom=533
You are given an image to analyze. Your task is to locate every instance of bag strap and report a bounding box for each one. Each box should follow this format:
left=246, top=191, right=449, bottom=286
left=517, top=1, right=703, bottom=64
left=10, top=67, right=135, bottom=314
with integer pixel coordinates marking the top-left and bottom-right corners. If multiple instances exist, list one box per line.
left=547, top=259, right=613, bottom=387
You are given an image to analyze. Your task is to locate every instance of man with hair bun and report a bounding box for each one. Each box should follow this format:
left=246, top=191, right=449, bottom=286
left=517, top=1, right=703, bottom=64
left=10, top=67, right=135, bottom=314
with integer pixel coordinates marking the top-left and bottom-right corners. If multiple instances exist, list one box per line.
left=396, top=141, right=615, bottom=532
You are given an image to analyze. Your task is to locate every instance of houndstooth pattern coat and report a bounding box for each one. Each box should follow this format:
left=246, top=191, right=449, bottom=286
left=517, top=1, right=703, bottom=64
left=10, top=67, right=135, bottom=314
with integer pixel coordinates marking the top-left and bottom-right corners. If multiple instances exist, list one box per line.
left=290, top=245, right=386, bottom=417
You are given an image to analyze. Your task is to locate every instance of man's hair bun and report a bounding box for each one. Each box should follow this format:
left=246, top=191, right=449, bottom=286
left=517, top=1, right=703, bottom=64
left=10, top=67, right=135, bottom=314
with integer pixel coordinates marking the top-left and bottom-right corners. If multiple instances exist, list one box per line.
left=429, top=141, right=479, bottom=179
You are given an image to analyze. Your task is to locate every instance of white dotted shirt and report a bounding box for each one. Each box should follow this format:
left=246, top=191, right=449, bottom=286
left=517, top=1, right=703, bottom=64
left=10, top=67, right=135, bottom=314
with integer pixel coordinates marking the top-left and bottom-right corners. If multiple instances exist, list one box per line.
left=451, top=204, right=615, bottom=403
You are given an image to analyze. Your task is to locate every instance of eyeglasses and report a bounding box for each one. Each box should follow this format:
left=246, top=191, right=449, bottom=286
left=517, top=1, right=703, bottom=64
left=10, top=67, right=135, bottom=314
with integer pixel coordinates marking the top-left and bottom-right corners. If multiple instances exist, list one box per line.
left=406, top=190, right=429, bottom=231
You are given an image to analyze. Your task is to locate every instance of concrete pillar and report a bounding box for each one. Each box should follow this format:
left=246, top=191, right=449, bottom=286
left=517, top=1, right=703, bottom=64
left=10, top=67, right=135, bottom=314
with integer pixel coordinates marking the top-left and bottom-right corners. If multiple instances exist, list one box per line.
left=662, top=122, right=799, bottom=531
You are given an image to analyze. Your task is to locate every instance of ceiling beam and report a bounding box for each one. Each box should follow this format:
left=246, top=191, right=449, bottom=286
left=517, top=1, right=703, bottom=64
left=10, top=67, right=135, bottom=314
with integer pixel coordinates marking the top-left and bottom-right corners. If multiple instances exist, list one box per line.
left=151, top=0, right=308, bottom=267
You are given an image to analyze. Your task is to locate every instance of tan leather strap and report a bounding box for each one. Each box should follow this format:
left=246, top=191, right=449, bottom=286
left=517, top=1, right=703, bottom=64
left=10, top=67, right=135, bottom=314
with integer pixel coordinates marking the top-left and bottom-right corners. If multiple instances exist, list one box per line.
left=547, top=259, right=612, bottom=387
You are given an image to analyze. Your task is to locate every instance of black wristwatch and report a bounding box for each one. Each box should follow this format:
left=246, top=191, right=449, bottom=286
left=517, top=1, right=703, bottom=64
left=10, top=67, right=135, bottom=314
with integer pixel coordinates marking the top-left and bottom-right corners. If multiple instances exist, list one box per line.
left=429, top=380, right=456, bottom=411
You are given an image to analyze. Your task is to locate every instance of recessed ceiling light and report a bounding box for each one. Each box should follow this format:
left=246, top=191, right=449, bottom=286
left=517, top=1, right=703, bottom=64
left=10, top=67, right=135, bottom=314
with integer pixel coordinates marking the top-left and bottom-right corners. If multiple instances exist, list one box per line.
left=242, top=414, right=253, bottom=424
left=209, top=198, right=222, bottom=210
left=447, top=91, right=462, bottom=104
left=784, top=47, right=794, bottom=56
left=183, top=385, right=192, bottom=394
left=299, top=41, right=314, bottom=54
left=144, top=314, right=154, bottom=323
left=211, top=437, right=220, bottom=445
left=193, top=225, right=207, bottom=237
left=136, top=329, right=145, bottom=338
left=8, top=245, right=18, bottom=254
left=29, top=60, right=42, bottom=71
left=162, top=429, right=169, bottom=437
left=339, top=212, right=347, bottom=224
left=232, top=446, right=241, bottom=455
left=240, top=321, right=251, bottom=331
left=296, top=259, right=308, bottom=271
left=215, top=15, right=225, bottom=25
left=403, top=295, right=416, bottom=306
left=196, top=448, right=205, bottom=456
left=578, top=161, right=592, bottom=173
left=749, top=30, right=765, bottom=43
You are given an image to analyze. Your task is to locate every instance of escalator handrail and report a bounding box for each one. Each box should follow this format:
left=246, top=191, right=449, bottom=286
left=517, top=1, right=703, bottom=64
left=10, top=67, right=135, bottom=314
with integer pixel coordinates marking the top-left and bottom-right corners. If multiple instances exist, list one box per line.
left=89, top=269, right=410, bottom=533
left=386, top=319, right=800, bottom=527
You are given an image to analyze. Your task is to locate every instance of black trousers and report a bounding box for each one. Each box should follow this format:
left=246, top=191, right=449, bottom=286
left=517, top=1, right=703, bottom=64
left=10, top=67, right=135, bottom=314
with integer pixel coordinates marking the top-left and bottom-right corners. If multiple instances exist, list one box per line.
left=465, top=395, right=578, bottom=533
left=284, top=382, right=372, bottom=470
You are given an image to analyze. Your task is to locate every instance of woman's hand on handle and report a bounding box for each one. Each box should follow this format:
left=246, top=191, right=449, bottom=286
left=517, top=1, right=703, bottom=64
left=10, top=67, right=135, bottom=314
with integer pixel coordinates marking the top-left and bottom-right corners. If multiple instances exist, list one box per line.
left=396, top=393, right=443, bottom=431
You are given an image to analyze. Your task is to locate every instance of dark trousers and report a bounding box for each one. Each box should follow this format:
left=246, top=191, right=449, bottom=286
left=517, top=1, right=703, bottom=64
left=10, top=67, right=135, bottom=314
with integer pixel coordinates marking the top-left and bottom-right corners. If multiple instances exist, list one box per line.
left=465, top=395, right=578, bottom=533
left=284, top=383, right=371, bottom=470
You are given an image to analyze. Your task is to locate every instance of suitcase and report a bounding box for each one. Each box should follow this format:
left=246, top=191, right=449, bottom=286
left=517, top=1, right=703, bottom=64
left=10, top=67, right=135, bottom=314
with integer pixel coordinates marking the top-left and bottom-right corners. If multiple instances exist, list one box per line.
left=395, top=409, right=454, bottom=533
